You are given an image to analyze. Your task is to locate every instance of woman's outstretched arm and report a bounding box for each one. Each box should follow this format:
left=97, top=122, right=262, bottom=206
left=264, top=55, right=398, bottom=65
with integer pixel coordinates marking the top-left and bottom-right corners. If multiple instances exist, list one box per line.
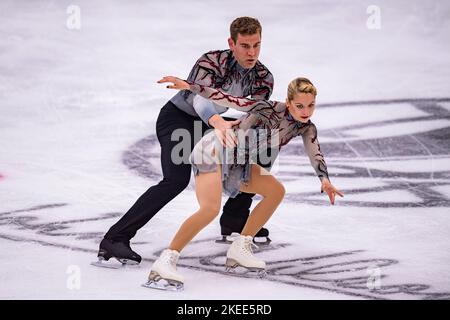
left=302, top=123, right=344, bottom=205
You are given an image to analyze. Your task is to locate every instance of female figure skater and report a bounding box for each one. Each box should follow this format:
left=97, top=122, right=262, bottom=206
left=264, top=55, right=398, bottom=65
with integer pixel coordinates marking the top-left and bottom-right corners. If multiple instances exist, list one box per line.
left=144, top=76, right=343, bottom=290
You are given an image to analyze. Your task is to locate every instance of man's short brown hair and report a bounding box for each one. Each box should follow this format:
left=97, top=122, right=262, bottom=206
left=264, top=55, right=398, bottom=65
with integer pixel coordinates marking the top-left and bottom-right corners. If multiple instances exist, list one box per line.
left=229, top=17, right=262, bottom=42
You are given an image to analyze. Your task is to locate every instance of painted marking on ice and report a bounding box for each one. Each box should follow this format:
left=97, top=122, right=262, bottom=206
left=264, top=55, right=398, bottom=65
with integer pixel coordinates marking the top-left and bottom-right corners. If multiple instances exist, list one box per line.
left=1, top=204, right=450, bottom=300
left=122, top=97, right=450, bottom=208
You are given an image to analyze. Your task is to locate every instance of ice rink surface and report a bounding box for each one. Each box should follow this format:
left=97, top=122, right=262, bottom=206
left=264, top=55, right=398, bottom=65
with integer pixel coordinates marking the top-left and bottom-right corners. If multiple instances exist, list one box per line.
left=1, top=0, right=449, bottom=299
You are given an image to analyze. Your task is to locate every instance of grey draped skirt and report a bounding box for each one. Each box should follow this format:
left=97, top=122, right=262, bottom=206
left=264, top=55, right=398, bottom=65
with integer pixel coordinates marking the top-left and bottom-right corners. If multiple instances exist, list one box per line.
left=189, top=131, right=252, bottom=198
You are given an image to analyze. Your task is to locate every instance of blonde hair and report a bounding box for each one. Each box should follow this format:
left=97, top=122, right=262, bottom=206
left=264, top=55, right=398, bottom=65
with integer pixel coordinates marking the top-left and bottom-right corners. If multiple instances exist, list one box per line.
left=287, top=77, right=317, bottom=101
left=230, top=17, right=262, bottom=42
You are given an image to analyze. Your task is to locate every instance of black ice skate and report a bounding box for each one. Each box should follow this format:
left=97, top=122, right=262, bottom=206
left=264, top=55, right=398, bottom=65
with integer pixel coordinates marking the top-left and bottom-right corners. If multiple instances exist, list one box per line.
left=91, top=238, right=142, bottom=269
left=216, top=215, right=271, bottom=245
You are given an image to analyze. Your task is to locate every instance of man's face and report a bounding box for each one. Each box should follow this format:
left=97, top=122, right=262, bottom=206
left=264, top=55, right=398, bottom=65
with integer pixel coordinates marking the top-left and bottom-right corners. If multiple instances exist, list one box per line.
left=228, top=33, right=261, bottom=69
left=286, top=93, right=316, bottom=123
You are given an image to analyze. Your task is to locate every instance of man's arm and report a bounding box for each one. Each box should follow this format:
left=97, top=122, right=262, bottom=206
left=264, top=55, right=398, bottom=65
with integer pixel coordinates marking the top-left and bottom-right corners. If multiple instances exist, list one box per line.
left=185, top=51, right=245, bottom=146
left=250, top=69, right=274, bottom=101
left=192, top=95, right=220, bottom=127
left=186, top=51, right=224, bottom=125
left=188, top=83, right=277, bottom=115
left=158, top=76, right=279, bottom=116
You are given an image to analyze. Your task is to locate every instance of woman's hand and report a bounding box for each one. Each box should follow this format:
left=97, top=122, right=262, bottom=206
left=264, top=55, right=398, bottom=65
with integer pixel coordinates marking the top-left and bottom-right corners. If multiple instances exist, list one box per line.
left=157, top=76, right=190, bottom=90
left=321, top=178, right=344, bottom=205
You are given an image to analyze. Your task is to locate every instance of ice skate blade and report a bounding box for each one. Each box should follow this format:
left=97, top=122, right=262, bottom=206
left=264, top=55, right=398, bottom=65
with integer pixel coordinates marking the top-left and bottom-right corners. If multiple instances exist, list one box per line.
left=225, top=258, right=267, bottom=278
left=142, top=272, right=184, bottom=291
left=116, top=258, right=140, bottom=266
left=253, top=236, right=271, bottom=246
left=215, top=236, right=233, bottom=244
left=142, top=280, right=184, bottom=291
left=90, top=257, right=140, bottom=269
left=216, top=236, right=272, bottom=246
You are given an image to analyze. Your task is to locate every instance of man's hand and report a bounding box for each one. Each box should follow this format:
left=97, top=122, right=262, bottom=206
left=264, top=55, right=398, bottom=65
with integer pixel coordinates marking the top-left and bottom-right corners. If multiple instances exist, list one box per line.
left=157, top=76, right=190, bottom=90
left=321, top=178, right=344, bottom=205
left=209, top=114, right=241, bottom=148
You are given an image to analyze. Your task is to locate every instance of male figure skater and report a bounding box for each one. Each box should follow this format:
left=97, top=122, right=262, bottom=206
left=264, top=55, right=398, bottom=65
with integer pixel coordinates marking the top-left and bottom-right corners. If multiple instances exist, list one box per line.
left=94, top=17, right=274, bottom=266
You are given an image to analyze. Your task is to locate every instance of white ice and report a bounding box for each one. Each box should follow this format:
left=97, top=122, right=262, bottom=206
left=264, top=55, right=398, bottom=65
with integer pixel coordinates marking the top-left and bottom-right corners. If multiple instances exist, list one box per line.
left=1, top=0, right=449, bottom=300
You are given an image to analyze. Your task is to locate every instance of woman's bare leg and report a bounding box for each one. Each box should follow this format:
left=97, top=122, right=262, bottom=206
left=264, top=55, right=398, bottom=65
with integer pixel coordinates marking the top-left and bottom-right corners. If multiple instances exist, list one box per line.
left=168, top=169, right=222, bottom=252
left=239, top=164, right=285, bottom=237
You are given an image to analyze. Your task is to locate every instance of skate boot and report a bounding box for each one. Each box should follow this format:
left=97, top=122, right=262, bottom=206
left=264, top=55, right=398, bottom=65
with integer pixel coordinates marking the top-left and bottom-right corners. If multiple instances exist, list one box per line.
left=217, top=215, right=271, bottom=245
left=91, top=238, right=142, bottom=269
left=142, top=249, right=184, bottom=291
left=225, top=235, right=266, bottom=278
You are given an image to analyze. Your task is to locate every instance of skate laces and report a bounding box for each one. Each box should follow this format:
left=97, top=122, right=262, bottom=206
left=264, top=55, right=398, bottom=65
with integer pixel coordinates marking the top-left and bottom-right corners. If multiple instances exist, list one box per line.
left=169, top=254, right=178, bottom=267
left=243, top=236, right=258, bottom=255
left=163, top=250, right=179, bottom=269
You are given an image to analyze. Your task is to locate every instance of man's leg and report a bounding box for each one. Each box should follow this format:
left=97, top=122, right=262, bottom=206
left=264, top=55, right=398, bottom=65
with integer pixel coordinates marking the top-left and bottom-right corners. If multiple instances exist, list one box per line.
left=104, top=102, right=202, bottom=243
left=220, top=192, right=259, bottom=235
left=104, top=136, right=192, bottom=242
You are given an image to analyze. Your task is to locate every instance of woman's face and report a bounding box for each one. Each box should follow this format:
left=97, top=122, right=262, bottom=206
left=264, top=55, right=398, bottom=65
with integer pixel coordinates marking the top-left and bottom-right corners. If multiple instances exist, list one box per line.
left=286, top=93, right=316, bottom=123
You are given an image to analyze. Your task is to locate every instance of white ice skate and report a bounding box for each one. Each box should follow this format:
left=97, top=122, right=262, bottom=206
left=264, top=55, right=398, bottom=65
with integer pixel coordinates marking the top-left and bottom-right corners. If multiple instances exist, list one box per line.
left=142, top=249, right=184, bottom=291
left=225, top=235, right=266, bottom=278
